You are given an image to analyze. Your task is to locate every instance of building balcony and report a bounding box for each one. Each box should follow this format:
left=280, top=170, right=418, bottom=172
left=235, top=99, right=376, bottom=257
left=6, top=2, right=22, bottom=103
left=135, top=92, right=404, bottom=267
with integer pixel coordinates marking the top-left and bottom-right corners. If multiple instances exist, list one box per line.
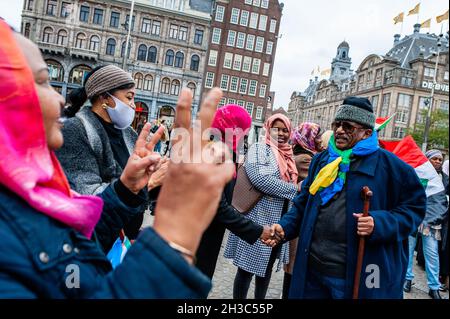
left=69, top=48, right=99, bottom=62
left=37, top=42, right=67, bottom=56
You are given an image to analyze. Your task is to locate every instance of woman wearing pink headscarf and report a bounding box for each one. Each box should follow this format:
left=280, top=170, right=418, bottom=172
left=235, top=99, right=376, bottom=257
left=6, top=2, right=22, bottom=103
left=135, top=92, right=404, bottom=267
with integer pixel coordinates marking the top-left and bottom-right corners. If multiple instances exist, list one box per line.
left=196, top=105, right=272, bottom=279
left=225, top=113, right=299, bottom=299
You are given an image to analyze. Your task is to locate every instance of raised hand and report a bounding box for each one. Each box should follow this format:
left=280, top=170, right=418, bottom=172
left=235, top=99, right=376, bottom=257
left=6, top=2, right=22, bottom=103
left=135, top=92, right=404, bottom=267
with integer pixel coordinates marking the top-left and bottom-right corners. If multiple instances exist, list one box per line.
left=147, top=157, right=170, bottom=190
left=120, top=123, right=164, bottom=194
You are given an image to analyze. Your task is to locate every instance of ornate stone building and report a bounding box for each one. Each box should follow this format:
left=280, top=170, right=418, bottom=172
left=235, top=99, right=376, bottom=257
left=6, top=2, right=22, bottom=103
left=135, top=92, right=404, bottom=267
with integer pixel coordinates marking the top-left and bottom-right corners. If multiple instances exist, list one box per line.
left=21, top=0, right=213, bottom=127
left=288, top=24, right=449, bottom=142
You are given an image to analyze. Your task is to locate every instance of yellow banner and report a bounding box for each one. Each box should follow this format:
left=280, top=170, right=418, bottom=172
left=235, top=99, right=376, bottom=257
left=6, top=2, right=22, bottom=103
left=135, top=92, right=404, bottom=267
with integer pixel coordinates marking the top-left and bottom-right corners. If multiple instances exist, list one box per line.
left=421, top=18, right=431, bottom=28
left=393, top=12, right=404, bottom=24
left=408, top=3, right=420, bottom=16
left=436, top=10, right=449, bottom=23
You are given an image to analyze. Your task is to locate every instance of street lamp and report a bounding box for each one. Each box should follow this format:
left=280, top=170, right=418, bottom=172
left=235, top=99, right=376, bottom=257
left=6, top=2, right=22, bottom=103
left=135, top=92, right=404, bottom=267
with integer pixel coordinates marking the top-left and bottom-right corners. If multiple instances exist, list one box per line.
left=122, top=0, right=135, bottom=71
left=421, top=34, right=443, bottom=152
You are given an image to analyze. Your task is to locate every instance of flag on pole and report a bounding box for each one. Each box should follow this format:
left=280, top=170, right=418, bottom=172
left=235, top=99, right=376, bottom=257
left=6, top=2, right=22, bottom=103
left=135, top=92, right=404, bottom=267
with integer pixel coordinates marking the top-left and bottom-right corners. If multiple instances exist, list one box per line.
left=393, top=12, right=404, bottom=24
left=420, top=18, right=431, bottom=29
left=320, top=68, right=331, bottom=76
left=375, top=113, right=396, bottom=131
left=436, top=10, right=449, bottom=23
left=407, top=3, right=420, bottom=16
left=379, top=135, right=446, bottom=226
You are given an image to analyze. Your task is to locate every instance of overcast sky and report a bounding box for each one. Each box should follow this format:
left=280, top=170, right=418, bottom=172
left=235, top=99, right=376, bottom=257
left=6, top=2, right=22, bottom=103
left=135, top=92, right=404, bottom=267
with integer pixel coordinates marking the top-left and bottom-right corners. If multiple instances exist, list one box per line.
left=1, top=0, right=448, bottom=109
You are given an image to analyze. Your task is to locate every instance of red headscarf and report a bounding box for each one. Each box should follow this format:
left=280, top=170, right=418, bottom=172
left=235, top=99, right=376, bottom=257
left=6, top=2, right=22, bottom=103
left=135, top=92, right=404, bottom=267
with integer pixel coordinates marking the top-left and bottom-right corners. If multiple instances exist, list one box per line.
left=0, top=20, right=102, bottom=238
left=264, top=114, right=298, bottom=182
left=211, top=104, right=252, bottom=153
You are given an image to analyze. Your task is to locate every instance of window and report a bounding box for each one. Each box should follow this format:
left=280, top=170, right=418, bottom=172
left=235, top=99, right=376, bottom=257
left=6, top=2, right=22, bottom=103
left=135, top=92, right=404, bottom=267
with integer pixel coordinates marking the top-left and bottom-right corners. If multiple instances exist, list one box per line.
left=169, top=24, right=178, bottom=39
left=212, top=28, right=221, bottom=44
left=106, top=38, right=116, bottom=56
left=137, top=44, right=147, bottom=61
left=258, top=15, right=267, bottom=31
left=245, top=0, right=252, bottom=4
left=142, top=18, right=151, bottom=33
left=230, top=77, right=239, bottom=92
left=240, top=10, right=250, bottom=26
left=194, top=29, right=204, bottom=45
left=233, top=55, right=242, bottom=70
left=190, top=55, right=200, bottom=71
left=424, top=67, right=435, bottom=78
left=24, top=23, right=31, bottom=38
left=219, top=98, right=227, bottom=107
left=371, top=95, right=379, bottom=115
left=242, top=57, right=252, bottom=73
left=89, top=35, right=100, bottom=51
left=245, top=102, right=254, bottom=116
left=380, top=93, right=390, bottom=117
left=56, top=29, right=67, bottom=46
left=249, top=13, right=258, bottom=29
left=417, top=97, right=428, bottom=123
left=228, top=98, right=236, bottom=105
left=231, top=8, right=240, bottom=24
left=269, top=19, right=277, bottom=33
left=121, top=41, right=131, bottom=58
left=249, top=80, right=258, bottom=96
left=444, top=71, right=449, bottom=81
left=252, top=58, right=261, bottom=74
left=152, top=21, right=161, bottom=35
left=215, top=5, right=225, bottom=22
left=79, top=6, right=89, bottom=22
left=266, top=41, right=273, bottom=55
left=393, top=127, right=405, bottom=139
left=147, top=46, right=157, bottom=63
left=46, top=0, right=57, bottom=16
left=263, top=63, right=270, bottom=76
left=220, top=75, right=230, bottom=91
left=224, top=52, right=233, bottom=69
left=26, top=0, right=34, bottom=11
left=171, top=80, right=181, bottom=95
left=261, top=0, right=269, bottom=9
left=179, top=26, right=188, bottom=41
left=165, top=50, right=175, bottom=66
left=174, top=52, right=184, bottom=68
left=125, top=15, right=135, bottom=31
left=75, top=33, right=86, bottom=49
left=93, top=8, right=103, bottom=25
left=110, top=12, right=120, bottom=28
left=255, top=37, right=264, bottom=52
left=259, top=84, right=267, bottom=97
left=69, top=65, right=91, bottom=85
left=61, top=2, right=71, bottom=18
left=47, top=60, right=64, bottom=82
left=253, top=0, right=261, bottom=6
left=256, top=106, right=263, bottom=120
left=246, top=34, right=255, bottom=51
left=144, top=75, right=154, bottom=91
left=375, top=68, right=383, bottom=86
left=187, top=82, right=196, bottom=97
left=227, top=30, right=236, bottom=47
left=239, top=79, right=248, bottom=94
left=208, top=50, right=218, bottom=66
left=236, top=32, right=246, bottom=49
left=160, top=78, right=171, bottom=94
left=134, top=73, right=144, bottom=89
left=237, top=100, right=245, bottom=107
left=440, top=100, right=449, bottom=113
left=205, top=72, right=215, bottom=88
left=395, top=94, right=411, bottom=124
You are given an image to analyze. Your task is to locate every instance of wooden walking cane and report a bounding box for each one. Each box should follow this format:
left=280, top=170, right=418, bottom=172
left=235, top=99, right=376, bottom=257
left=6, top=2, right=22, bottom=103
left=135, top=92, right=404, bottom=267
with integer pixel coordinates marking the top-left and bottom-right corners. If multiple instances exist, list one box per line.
left=352, top=186, right=373, bottom=299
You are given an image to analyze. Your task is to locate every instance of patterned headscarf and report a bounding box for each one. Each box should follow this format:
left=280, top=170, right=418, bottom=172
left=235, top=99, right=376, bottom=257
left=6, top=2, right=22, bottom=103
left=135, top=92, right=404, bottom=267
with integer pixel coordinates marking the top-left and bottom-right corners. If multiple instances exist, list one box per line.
left=0, top=20, right=102, bottom=238
left=264, top=114, right=298, bottom=183
left=291, top=122, right=322, bottom=155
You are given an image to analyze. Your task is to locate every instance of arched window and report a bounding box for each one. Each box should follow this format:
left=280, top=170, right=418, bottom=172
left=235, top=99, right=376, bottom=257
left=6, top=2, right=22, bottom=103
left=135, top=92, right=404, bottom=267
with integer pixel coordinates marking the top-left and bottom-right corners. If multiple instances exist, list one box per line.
left=187, top=82, right=196, bottom=97
left=42, top=27, right=53, bottom=43
left=106, top=38, right=116, bottom=56
left=89, top=35, right=100, bottom=51
left=160, top=77, right=171, bottom=94
left=75, top=33, right=86, bottom=49
left=190, top=54, right=200, bottom=71
left=342, top=51, right=346, bottom=59
left=147, top=46, right=157, bottom=63
left=24, top=23, right=31, bottom=38
left=171, top=79, right=181, bottom=95
left=121, top=41, right=131, bottom=58
left=69, top=65, right=92, bottom=85
left=134, top=73, right=144, bottom=89
left=137, top=44, right=147, bottom=61
left=143, top=75, right=154, bottom=91
left=56, top=29, right=68, bottom=46
left=174, top=51, right=184, bottom=68
left=165, top=49, right=174, bottom=66
left=46, top=59, right=64, bottom=82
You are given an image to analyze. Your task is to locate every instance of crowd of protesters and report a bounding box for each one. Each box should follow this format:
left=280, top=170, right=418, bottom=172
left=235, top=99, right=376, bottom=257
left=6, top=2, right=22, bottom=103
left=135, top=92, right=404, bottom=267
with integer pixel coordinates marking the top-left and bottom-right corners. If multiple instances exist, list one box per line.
left=0, top=19, right=448, bottom=299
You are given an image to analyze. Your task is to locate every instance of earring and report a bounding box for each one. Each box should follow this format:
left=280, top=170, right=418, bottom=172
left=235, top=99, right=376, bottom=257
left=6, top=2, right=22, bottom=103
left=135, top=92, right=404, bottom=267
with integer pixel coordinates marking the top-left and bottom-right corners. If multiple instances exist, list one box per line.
left=101, top=103, right=108, bottom=109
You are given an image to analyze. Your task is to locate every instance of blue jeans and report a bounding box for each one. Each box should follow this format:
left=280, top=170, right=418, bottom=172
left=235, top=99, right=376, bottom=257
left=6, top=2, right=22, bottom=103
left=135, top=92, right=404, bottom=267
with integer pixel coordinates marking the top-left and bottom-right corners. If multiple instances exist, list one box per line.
left=406, top=234, right=440, bottom=290
left=303, top=268, right=346, bottom=299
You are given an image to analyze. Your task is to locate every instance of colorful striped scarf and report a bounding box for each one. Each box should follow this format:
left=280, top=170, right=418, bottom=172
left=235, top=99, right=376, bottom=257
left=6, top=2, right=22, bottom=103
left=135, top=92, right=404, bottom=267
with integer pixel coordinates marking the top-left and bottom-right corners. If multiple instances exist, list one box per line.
left=309, top=131, right=379, bottom=205
left=291, top=122, right=322, bottom=155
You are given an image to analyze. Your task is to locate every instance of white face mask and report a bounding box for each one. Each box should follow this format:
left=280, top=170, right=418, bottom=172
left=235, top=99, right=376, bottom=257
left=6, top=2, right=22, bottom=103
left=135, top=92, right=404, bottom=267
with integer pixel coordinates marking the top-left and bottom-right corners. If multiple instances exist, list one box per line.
left=106, top=93, right=135, bottom=130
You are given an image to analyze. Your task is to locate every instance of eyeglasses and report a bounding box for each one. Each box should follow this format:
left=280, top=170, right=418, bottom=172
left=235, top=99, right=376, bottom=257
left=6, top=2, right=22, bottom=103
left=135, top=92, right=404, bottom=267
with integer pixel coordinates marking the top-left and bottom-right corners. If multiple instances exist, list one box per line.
left=331, top=121, right=364, bottom=134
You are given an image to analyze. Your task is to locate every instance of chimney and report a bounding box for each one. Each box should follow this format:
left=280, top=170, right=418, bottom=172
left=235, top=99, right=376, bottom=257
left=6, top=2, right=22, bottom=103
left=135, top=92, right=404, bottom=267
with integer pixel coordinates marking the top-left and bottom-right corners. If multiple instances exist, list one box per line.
left=413, top=23, right=421, bottom=34
left=394, top=34, right=401, bottom=45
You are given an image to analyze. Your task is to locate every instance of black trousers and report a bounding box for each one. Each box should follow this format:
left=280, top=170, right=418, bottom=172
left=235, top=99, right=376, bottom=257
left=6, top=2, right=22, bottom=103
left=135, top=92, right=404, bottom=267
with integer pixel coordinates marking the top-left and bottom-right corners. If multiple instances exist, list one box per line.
left=233, top=245, right=280, bottom=299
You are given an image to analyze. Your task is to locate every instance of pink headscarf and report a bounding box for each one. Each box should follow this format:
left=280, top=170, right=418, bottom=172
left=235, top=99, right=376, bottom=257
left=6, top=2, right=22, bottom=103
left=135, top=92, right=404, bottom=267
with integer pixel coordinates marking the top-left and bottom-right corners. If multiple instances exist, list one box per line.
left=211, top=104, right=252, bottom=153
left=0, top=20, right=102, bottom=239
left=291, top=122, right=322, bottom=155
left=264, top=114, right=298, bottom=183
